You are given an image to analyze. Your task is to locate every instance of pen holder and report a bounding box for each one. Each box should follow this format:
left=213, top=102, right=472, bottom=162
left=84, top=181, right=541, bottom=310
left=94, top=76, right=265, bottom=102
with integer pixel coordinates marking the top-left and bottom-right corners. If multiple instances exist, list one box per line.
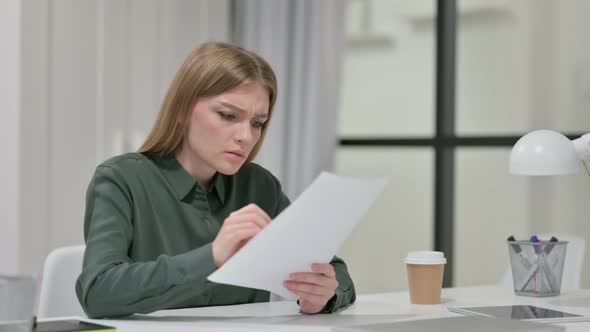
left=507, top=240, right=568, bottom=297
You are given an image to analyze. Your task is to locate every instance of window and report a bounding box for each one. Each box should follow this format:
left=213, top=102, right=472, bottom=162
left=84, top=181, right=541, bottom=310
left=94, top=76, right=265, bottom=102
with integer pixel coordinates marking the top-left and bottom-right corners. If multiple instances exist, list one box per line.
left=335, top=0, right=590, bottom=292
left=336, top=0, right=436, bottom=293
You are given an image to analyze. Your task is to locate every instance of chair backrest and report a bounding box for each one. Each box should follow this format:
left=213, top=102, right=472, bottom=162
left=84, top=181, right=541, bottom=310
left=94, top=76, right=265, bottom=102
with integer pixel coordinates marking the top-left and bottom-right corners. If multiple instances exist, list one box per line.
left=37, top=245, right=86, bottom=318
left=501, top=234, right=586, bottom=290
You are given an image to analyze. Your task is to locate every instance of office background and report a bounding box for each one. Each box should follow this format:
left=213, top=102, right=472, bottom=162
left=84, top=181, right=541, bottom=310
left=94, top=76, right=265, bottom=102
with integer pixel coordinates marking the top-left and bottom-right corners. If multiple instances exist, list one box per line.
left=1, top=0, right=589, bottom=295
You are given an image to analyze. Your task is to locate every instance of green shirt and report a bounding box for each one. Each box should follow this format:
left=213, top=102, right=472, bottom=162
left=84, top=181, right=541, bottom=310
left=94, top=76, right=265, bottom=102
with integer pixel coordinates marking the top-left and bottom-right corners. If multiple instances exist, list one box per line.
left=76, top=153, right=356, bottom=318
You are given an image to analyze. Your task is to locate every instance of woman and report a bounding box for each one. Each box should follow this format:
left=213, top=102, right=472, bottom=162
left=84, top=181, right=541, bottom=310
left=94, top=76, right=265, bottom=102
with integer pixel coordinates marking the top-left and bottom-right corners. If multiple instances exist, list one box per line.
left=75, top=42, right=356, bottom=318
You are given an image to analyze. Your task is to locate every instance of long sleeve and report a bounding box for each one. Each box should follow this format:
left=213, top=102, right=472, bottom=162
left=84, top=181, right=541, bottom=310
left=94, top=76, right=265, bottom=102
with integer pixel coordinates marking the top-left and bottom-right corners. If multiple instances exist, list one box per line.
left=76, top=166, right=217, bottom=318
left=323, top=255, right=356, bottom=313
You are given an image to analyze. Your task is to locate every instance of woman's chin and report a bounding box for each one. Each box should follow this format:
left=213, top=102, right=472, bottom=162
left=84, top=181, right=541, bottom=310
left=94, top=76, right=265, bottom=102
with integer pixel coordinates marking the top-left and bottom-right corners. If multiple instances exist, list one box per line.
left=216, top=163, right=244, bottom=175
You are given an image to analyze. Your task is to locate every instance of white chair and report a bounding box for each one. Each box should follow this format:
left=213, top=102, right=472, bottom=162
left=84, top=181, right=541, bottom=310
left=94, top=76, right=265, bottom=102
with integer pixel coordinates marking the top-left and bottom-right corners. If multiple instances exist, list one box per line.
left=37, top=245, right=86, bottom=318
left=501, top=234, right=586, bottom=290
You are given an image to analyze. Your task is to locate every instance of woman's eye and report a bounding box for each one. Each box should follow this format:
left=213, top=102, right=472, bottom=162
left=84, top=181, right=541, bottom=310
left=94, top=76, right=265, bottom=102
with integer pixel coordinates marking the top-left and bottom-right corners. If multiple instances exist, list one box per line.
left=218, top=112, right=236, bottom=120
left=252, top=121, right=264, bottom=129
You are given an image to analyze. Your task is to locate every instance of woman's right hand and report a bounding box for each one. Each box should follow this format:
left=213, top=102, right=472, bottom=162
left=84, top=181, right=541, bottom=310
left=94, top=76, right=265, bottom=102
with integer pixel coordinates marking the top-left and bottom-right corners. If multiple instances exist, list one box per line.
left=212, top=203, right=271, bottom=268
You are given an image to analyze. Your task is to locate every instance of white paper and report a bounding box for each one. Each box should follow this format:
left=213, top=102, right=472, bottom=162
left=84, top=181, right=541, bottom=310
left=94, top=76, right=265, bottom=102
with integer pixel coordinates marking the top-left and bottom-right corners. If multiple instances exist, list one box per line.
left=207, top=172, right=388, bottom=300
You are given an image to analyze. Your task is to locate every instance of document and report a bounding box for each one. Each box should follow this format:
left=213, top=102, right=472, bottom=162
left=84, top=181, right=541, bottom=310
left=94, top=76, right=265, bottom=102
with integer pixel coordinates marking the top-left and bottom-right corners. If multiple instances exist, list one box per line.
left=208, top=172, right=388, bottom=300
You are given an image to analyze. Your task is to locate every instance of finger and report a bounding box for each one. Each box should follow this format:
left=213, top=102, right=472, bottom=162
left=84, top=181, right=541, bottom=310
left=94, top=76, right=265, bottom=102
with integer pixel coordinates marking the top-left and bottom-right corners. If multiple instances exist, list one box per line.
left=225, top=212, right=269, bottom=229
left=225, top=222, right=262, bottom=234
left=288, top=272, right=336, bottom=288
left=289, top=289, right=328, bottom=307
left=247, top=204, right=272, bottom=224
left=236, top=204, right=272, bottom=223
left=224, top=224, right=260, bottom=243
left=228, top=209, right=271, bottom=226
left=244, top=210, right=272, bottom=225
left=299, top=299, right=325, bottom=314
left=311, top=263, right=336, bottom=277
left=283, top=280, right=333, bottom=297
left=224, top=214, right=267, bottom=228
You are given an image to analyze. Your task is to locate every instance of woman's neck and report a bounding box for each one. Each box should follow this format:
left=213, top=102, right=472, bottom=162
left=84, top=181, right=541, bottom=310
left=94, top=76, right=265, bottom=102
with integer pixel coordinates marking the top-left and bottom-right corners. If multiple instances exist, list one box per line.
left=174, top=145, right=215, bottom=190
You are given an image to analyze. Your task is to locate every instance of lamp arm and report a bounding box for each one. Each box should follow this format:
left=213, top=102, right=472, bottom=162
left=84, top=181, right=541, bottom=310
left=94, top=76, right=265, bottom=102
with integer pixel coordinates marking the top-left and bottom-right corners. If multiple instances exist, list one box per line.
left=573, top=133, right=590, bottom=160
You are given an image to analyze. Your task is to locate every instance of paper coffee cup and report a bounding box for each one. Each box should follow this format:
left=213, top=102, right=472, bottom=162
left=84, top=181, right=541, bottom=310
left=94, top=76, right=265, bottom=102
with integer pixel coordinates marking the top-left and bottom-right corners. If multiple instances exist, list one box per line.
left=405, top=251, right=446, bottom=305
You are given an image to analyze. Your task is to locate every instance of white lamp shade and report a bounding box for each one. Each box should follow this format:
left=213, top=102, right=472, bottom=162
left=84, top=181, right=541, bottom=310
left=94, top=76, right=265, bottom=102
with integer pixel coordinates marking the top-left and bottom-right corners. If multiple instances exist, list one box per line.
left=509, top=130, right=580, bottom=175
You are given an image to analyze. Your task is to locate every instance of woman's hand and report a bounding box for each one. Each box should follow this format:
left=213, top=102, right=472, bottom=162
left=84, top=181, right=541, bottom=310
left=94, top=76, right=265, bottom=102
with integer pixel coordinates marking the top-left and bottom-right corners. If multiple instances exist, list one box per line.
left=212, top=203, right=271, bottom=267
left=284, top=263, right=339, bottom=314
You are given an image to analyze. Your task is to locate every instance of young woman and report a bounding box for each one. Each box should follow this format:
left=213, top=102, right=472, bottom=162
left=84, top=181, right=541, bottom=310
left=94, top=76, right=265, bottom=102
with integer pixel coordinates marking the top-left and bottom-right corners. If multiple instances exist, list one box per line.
left=76, top=42, right=356, bottom=318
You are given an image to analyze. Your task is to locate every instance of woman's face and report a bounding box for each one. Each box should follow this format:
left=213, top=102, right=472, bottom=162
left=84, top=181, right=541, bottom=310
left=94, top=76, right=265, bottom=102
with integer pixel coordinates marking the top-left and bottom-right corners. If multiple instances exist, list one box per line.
left=184, top=81, right=270, bottom=177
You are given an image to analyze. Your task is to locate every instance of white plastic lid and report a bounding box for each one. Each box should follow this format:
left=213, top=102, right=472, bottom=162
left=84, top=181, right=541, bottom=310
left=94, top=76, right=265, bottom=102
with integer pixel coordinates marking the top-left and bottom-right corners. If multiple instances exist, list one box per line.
left=404, top=251, right=446, bottom=265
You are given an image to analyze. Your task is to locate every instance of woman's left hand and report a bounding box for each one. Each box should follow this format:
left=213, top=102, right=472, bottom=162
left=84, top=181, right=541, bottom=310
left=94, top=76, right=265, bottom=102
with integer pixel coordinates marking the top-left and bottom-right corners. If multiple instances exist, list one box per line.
left=283, top=263, right=338, bottom=314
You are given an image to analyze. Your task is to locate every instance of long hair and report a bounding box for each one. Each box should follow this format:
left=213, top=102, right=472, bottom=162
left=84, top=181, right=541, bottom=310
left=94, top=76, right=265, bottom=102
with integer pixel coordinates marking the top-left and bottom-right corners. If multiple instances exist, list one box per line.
left=138, top=42, right=277, bottom=163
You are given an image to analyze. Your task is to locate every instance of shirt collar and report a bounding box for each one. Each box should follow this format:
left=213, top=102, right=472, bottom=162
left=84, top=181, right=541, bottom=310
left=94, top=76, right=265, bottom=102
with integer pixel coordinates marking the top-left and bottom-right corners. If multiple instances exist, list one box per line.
left=155, top=155, right=225, bottom=203
left=212, top=172, right=226, bottom=204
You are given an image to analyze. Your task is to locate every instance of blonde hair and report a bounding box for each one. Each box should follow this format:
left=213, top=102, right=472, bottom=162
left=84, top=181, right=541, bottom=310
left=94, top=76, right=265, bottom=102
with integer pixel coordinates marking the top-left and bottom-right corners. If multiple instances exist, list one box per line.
left=138, top=42, right=277, bottom=163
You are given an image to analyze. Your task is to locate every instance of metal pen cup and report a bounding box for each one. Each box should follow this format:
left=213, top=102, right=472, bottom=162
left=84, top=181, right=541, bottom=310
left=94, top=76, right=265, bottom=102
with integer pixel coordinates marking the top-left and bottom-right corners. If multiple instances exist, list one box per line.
left=0, top=274, right=36, bottom=332
left=507, top=240, right=567, bottom=297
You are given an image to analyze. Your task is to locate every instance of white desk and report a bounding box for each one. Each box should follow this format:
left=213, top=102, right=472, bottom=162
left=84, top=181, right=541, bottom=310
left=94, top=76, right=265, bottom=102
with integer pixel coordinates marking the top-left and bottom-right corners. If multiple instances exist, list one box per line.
left=43, top=285, right=590, bottom=331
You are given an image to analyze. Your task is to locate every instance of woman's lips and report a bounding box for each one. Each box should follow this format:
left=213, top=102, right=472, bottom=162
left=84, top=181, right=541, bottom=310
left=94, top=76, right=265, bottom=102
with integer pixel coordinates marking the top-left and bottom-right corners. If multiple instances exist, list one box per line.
left=225, top=151, right=245, bottom=160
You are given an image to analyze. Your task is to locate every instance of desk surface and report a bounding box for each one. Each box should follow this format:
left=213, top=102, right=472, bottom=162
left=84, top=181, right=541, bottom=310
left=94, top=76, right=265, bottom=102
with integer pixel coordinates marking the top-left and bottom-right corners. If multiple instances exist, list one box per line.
left=43, top=285, right=590, bottom=331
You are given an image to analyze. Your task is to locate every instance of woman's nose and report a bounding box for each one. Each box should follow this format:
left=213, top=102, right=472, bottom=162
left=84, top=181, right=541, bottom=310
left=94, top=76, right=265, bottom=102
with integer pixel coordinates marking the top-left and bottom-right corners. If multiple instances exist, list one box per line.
left=234, top=122, right=254, bottom=144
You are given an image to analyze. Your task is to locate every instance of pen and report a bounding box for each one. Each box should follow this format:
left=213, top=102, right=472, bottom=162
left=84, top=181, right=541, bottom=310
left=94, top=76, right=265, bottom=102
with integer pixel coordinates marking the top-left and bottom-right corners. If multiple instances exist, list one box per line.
left=544, top=236, right=559, bottom=254
left=530, top=235, right=542, bottom=254
left=530, top=235, right=557, bottom=292
left=508, top=236, right=537, bottom=291
left=507, top=236, right=533, bottom=270
left=544, top=236, right=562, bottom=287
left=518, top=261, right=539, bottom=291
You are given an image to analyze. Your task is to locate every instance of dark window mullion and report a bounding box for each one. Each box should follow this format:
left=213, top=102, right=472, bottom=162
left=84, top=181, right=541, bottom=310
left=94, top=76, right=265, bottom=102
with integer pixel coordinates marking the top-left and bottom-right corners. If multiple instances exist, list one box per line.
left=435, top=0, right=457, bottom=288
left=340, top=133, right=587, bottom=147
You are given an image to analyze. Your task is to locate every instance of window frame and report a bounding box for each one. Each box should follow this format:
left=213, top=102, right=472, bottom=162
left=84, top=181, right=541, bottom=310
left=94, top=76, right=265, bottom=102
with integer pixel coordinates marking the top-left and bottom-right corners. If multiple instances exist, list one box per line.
left=339, top=0, right=586, bottom=287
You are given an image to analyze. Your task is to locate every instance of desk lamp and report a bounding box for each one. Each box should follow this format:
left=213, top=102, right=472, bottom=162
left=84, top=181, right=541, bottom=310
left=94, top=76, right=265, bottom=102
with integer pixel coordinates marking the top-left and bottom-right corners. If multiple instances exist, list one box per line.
left=509, top=130, right=590, bottom=176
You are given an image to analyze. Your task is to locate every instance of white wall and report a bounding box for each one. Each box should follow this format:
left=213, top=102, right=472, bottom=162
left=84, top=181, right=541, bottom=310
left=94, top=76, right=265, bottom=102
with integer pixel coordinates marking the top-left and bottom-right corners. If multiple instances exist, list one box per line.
left=19, top=0, right=50, bottom=277
left=338, top=0, right=435, bottom=137
left=336, top=148, right=433, bottom=294
left=14, top=0, right=230, bottom=274
left=0, top=0, right=21, bottom=274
